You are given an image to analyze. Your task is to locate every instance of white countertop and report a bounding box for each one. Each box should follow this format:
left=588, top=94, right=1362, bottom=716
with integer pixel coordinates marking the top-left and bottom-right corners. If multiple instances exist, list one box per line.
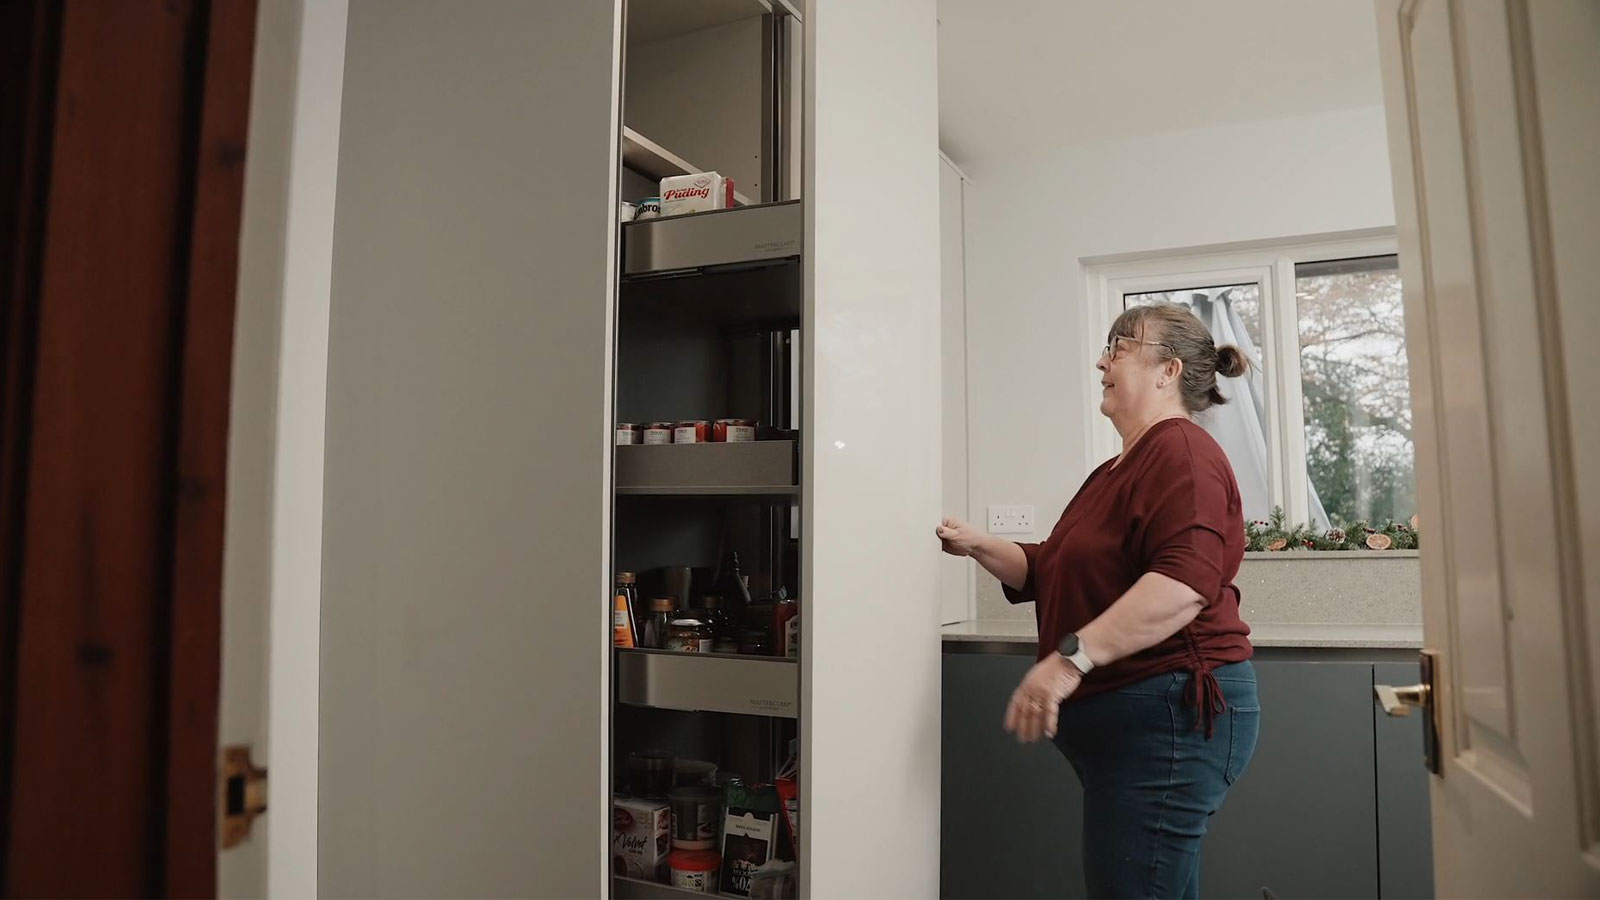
left=941, top=619, right=1424, bottom=649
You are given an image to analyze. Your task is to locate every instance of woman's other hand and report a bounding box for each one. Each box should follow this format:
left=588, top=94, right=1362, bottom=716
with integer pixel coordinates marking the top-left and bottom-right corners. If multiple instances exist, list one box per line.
left=936, top=516, right=983, bottom=557
left=1003, top=654, right=1083, bottom=743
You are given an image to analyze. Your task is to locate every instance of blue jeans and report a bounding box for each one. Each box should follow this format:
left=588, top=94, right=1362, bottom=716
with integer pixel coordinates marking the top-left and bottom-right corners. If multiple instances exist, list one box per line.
left=1052, top=661, right=1260, bottom=899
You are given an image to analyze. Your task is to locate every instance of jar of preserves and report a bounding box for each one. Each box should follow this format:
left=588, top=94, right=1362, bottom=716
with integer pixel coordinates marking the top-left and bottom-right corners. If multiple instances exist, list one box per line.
left=711, top=418, right=757, bottom=443
left=615, top=423, right=642, bottom=445
left=673, top=420, right=710, bottom=444
left=666, top=618, right=711, bottom=653
left=643, top=422, right=675, bottom=445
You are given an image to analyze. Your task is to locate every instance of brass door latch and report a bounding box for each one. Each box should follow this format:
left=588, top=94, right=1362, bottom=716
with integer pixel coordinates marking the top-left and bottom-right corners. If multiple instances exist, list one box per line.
left=1374, top=649, right=1441, bottom=775
left=220, top=744, right=268, bottom=849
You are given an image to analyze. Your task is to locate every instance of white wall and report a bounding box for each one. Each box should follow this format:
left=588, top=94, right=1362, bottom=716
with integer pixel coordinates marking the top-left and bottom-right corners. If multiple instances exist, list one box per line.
left=222, top=0, right=347, bottom=895
left=802, top=0, right=943, bottom=896
left=962, top=104, right=1397, bottom=556
left=318, top=2, right=620, bottom=896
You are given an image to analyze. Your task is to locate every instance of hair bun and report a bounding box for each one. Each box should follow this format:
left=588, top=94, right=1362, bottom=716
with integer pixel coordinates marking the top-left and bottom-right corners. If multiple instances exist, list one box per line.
left=1216, top=345, right=1249, bottom=379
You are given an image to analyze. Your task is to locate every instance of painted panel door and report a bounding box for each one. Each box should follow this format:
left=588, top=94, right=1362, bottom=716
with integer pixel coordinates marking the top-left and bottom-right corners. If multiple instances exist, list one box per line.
left=1376, top=0, right=1600, bottom=894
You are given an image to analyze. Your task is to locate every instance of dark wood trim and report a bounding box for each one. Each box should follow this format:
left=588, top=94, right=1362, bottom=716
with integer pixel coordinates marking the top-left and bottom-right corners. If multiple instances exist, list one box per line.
left=0, top=0, right=62, bottom=888
left=164, top=0, right=257, bottom=894
left=1, top=0, right=257, bottom=894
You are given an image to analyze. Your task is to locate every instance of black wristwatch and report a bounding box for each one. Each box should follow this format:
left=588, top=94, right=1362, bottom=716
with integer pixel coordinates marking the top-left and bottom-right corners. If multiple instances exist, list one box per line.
left=1057, top=632, right=1096, bottom=675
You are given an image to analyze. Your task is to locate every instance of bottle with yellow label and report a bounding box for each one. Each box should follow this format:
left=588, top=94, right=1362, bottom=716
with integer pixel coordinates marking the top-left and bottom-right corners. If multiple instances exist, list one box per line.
left=613, top=572, right=639, bottom=648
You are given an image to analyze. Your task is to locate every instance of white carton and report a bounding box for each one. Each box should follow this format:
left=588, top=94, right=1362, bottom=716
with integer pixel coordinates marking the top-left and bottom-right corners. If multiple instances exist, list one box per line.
left=613, top=796, right=670, bottom=882
left=659, top=172, right=733, bottom=216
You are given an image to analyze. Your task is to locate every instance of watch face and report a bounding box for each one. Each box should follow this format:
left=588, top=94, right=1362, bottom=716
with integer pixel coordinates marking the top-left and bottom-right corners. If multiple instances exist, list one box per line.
left=1058, top=633, right=1080, bottom=658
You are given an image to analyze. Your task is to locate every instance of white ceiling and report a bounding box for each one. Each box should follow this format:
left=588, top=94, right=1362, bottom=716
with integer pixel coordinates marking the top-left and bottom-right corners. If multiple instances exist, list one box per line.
left=937, top=0, right=1386, bottom=168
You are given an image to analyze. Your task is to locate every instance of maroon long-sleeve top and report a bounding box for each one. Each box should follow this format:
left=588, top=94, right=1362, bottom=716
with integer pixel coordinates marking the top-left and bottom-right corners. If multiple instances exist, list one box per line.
left=1004, top=418, right=1253, bottom=735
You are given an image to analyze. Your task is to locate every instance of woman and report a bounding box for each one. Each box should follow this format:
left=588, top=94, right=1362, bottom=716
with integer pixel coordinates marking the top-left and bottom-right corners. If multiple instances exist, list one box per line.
left=937, top=303, right=1258, bottom=899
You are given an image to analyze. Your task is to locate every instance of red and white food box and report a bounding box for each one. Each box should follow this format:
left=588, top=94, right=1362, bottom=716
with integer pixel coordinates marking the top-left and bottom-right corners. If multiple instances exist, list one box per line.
left=614, top=796, right=671, bottom=883
left=659, top=172, right=735, bottom=216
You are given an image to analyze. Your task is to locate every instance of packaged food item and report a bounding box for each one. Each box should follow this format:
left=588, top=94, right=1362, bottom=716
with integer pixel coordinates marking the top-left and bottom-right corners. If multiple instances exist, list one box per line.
left=712, top=418, right=758, bottom=443
left=746, top=859, right=796, bottom=900
left=643, top=422, right=674, bottom=445
left=626, top=750, right=676, bottom=799
left=666, top=618, right=711, bottom=653
left=659, top=172, right=733, bottom=217
left=634, top=197, right=662, bottom=220
left=718, top=809, right=779, bottom=897
left=613, top=795, right=671, bottom=882
left=771, top=597, right=797, bottom=658
left=619, top=201, right=636, bottom=224
left=668, top=849, right=721, bottom=893
left=668, top=784, right=722, bottom=850
left=674, top=420, right=710, bottom=444
left=616, top=423, right=641, bottom=445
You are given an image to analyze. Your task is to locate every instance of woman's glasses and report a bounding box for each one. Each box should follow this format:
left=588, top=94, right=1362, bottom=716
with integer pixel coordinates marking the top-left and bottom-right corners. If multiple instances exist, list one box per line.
left=1100, top=335, right=1170, bottom=362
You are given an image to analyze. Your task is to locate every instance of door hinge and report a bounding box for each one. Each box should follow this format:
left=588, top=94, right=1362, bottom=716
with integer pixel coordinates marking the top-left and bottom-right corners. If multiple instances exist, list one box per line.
left=220, top=744, right=268, bottom=849
left=1375, top=648, right=1441, bottom=775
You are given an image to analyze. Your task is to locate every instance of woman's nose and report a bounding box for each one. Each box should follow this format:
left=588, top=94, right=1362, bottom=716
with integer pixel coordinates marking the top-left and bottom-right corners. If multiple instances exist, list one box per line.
left=1095, top=355, right=1109, bottom=373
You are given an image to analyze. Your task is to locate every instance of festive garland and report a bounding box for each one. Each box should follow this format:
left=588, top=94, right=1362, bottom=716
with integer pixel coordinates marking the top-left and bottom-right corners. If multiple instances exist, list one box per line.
left=1245, top=506, right=1419, bottom=552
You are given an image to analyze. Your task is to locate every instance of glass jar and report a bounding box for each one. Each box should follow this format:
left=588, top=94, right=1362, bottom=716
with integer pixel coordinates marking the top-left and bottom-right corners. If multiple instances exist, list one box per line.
left=666, top=618, right=711, bottom=653
left=641, top=597, right=675, bottom=649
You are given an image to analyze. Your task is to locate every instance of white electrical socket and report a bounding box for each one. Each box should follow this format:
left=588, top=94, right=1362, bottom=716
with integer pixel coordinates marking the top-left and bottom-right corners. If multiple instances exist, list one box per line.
left=987, top=505, right=1035, bottom=534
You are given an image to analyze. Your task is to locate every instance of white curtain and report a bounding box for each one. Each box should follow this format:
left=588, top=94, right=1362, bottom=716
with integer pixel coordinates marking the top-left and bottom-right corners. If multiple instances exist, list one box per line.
left=1182, top=291, right=1331, bottom=529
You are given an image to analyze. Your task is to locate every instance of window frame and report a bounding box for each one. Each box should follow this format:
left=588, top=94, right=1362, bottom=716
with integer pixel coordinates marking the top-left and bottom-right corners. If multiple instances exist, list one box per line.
left=1081, top=229, right=1400, bottom=525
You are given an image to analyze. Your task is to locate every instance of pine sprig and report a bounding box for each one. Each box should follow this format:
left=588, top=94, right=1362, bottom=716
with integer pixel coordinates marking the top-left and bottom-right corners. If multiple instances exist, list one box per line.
left=1245, top=507, right=1419, bottom=552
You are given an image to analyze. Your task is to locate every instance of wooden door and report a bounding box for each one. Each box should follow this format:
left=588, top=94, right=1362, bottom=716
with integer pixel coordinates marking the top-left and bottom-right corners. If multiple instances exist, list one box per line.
left=0, top=0, right=257, bottom=895
left=1375, top=0, right=1600, bottom=894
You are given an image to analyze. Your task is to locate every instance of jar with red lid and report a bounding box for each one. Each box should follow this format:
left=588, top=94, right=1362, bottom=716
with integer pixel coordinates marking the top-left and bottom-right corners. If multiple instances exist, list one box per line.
left=615, top=423, right=641, bottom=445
left=667, top=849, right=720, bottom=893
left=674, top=420, right=710, bottom=444
left=642, top=422, right=674, bottom=445
left=712, top=418, right=757, bottom=443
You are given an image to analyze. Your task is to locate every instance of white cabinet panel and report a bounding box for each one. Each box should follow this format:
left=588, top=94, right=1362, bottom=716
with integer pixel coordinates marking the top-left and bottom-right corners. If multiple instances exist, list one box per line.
left=802, top=1, right=942, bottom=896
left=318, top=2, right=621, bottom=896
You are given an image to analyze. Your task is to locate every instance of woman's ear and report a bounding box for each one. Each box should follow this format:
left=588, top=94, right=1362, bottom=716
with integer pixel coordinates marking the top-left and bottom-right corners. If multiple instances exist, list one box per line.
left=1166, top=357, right=1184, bottom=385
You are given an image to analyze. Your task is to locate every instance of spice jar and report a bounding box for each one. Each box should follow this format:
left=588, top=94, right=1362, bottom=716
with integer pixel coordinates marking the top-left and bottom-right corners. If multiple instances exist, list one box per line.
left=643, top=422, right=674, bottom=445
left=666, top=618, right=711, bottom=653
left=640, top=597, right=675, bottom=650
left=674, top=420, right=710, bottom=444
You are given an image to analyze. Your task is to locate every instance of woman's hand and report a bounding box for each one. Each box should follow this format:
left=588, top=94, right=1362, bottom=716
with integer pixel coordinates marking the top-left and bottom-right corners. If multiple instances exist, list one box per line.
left=1003, top=654, right=1083, bottom=743
left=936, top=516, right=984, bottom=557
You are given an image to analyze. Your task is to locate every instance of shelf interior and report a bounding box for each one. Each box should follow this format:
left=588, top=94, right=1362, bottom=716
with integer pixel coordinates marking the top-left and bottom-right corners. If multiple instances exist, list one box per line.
left=622, top=127, right=754, bottom=207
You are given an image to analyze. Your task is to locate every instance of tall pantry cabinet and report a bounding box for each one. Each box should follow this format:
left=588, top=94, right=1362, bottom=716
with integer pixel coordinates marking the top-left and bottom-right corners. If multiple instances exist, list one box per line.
left=317, top=2, right=943, bottom=898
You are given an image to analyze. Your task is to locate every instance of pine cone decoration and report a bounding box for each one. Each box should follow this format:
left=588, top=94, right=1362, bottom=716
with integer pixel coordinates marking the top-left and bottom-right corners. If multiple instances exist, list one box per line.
left=1327, top=528, right=1346, bottom=543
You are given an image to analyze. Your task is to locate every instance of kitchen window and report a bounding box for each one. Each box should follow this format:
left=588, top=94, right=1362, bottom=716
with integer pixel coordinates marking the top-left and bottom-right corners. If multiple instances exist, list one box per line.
left=1085, top=233, right=1415, bottom=529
